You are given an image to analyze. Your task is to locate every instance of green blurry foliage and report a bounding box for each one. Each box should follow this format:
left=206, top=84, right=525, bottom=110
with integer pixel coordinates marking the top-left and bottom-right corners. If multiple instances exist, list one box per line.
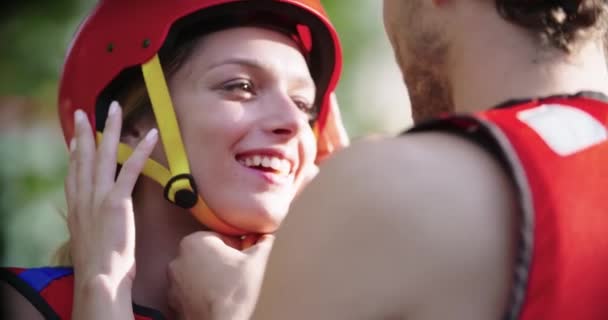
left=0, top=0, right=94, bottom=104
left=0, top=130, right=69, bottom=265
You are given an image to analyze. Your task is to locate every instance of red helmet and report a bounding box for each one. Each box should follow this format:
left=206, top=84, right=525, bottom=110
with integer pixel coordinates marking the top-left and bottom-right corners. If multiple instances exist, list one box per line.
left=58, top=0, right=347, bottom=236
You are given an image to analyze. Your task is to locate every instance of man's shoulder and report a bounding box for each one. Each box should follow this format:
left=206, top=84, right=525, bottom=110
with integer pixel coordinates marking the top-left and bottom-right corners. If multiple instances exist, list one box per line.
left=297, top=130, right=518, bottom=264
left=266, top=132, right=518, bottom=319
left=313, top=131, right=513, bottom=209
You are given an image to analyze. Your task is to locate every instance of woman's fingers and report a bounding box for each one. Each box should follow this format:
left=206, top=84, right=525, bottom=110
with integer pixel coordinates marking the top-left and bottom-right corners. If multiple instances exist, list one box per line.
left=67, top=106, right=148, bottom=292
left=74, top=109, right=96, bottom=219
left=113, top=128, right=158, bottom=198
left=65, top=138, right=78, bottom=231
left=94, top=101, right=122, bottom=198
left=68, top=104, right=157, bottom=227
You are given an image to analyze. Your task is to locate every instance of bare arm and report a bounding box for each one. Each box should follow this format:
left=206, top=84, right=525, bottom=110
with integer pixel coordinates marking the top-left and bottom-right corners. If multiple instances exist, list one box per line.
left=253, top=132, right=517, bottom=320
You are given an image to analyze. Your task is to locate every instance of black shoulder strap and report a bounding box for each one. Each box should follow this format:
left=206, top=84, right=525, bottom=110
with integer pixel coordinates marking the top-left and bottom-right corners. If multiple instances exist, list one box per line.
left=0, top=268, right=61, bottom=320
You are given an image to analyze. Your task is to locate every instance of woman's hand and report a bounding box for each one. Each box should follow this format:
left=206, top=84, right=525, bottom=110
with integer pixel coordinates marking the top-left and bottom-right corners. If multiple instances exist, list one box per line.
left=66, top=101, right=158, bottom=320
left=167, top=232, right=275, bottom=320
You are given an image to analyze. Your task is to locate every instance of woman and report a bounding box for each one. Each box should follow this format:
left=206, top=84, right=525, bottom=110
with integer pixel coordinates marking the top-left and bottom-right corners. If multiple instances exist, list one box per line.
left=0, top=0, right=347, bottom=319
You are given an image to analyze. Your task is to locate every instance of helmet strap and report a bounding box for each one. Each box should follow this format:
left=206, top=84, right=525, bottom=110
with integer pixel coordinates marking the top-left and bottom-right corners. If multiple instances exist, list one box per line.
left=141, top=54, right=196, bottom=206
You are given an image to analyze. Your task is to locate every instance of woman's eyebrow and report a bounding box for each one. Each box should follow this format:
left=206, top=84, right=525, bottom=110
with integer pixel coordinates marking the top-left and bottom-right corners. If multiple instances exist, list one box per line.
left=188, top=57, right=266, bottom=85
left=206, top=57, right=268, bottom=72
left=205, top=57, right=315, bottom=89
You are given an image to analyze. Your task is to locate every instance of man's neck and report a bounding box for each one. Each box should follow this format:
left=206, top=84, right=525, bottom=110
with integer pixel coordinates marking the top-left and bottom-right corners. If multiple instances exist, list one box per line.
left=447, top=9, right=608, bottom=113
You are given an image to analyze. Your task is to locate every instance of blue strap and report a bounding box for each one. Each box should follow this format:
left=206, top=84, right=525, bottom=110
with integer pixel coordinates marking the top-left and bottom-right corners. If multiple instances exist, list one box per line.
left=18, top=267, right=74, bottom=292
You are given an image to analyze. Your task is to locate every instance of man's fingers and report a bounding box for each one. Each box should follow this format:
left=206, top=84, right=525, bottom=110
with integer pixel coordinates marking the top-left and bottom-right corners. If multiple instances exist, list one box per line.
left=181, top=231, right=225, bottom=250
left=241, top=234, right=261, bottom=250
left=178, top=231, right=245, bottom=257
left=243, top=234, right=275, bottom=259
left=113, top=128, right=158, bottom=197
left=223, top=236, right=246, bottom=250
left=94, top=101, right=122, bottom=198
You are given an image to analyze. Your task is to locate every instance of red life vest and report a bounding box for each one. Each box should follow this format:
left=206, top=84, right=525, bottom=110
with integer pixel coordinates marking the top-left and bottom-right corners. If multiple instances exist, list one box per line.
left=411, top=92, right=608, bottom=319
left=1, top=267, right=166, bottom=319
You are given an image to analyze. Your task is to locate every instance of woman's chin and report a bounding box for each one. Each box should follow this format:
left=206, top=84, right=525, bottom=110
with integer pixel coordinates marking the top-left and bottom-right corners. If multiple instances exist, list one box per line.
left=216, top=203, right=288, bottom=234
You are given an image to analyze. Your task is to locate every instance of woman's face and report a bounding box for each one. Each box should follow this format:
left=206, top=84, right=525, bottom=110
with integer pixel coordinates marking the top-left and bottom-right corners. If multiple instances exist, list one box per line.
left=167, top=27, right=318, bottom=233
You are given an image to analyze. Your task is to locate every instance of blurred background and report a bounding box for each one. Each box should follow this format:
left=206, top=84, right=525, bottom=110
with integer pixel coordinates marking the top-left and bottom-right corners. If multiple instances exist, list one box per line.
left=0, top=0, right=411, bottom=266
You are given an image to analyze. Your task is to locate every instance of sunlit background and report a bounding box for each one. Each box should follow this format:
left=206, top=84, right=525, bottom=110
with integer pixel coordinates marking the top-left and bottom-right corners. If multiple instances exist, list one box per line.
left=0, top=0, right=411, bottom=266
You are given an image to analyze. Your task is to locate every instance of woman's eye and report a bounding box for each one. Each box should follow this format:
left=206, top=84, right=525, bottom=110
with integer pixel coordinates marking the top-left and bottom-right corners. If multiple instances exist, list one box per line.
left=294, top=100, right=312, bottom=113
left=222, top=80, right=255, bottom=95
left=293, top=98, right=318, bottom=122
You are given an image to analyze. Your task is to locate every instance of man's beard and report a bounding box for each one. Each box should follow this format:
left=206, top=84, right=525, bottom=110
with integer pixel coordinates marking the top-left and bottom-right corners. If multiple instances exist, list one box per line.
left=393, top=11, right=455, bottom=124
left=404, top=61, right=454, bottom=124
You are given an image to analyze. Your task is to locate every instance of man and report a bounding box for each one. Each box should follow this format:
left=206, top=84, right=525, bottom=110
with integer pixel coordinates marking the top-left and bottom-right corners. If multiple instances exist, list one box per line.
left=168, top=1, right=608, bottom=319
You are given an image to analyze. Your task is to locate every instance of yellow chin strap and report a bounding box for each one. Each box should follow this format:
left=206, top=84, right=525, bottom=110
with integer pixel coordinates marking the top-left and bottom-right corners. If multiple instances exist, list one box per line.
left=98, top=54, right=246, bottom=236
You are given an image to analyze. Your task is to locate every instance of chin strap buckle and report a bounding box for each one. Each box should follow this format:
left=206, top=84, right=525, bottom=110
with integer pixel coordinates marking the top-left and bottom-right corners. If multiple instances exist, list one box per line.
left=164, top=174, right=198, bottom=209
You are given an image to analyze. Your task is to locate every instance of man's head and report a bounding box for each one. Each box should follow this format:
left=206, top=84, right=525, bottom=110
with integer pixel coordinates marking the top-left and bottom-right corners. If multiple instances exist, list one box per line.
left=383, top=0, right=608, bottom=123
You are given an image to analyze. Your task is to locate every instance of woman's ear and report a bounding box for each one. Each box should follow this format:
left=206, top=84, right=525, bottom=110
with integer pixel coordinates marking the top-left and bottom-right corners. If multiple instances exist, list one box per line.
left=120, top=114, right=157, bottom=149
left=120, top=114, right=167, bottom=166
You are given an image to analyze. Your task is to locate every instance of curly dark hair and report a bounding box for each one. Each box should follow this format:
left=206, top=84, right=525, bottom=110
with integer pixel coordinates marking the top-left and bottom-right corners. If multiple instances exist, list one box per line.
left=496, top=0, right=608, bottom=52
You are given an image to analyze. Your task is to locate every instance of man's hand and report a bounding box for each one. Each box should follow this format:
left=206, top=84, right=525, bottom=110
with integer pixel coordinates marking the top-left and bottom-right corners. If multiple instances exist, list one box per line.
left=168, top=232, right=275, bottom=320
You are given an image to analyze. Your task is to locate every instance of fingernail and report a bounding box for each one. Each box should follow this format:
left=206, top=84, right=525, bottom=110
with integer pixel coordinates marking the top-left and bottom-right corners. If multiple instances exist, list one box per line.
left=145, top=128, right=158, bottom=143
left=108, top=101, right=119, bottom=117
left=74, top=110, right=86, bottom=126
left=69, top=138, right=76, bottom=152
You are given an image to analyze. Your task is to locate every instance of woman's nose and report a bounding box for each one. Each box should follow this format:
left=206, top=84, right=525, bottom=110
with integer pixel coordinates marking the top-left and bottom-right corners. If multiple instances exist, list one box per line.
left=261, top=93, right=308, bottom=138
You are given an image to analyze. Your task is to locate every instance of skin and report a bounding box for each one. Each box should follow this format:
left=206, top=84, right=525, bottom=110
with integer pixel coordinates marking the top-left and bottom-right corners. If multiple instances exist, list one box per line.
left=164, top=0, right=608, bottom=319
left=1, top=26, right=320, bottom=319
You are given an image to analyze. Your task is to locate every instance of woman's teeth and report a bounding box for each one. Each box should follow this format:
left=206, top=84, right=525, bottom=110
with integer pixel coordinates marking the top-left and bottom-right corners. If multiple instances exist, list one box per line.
left=239, top=155, right=291, bottom=175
